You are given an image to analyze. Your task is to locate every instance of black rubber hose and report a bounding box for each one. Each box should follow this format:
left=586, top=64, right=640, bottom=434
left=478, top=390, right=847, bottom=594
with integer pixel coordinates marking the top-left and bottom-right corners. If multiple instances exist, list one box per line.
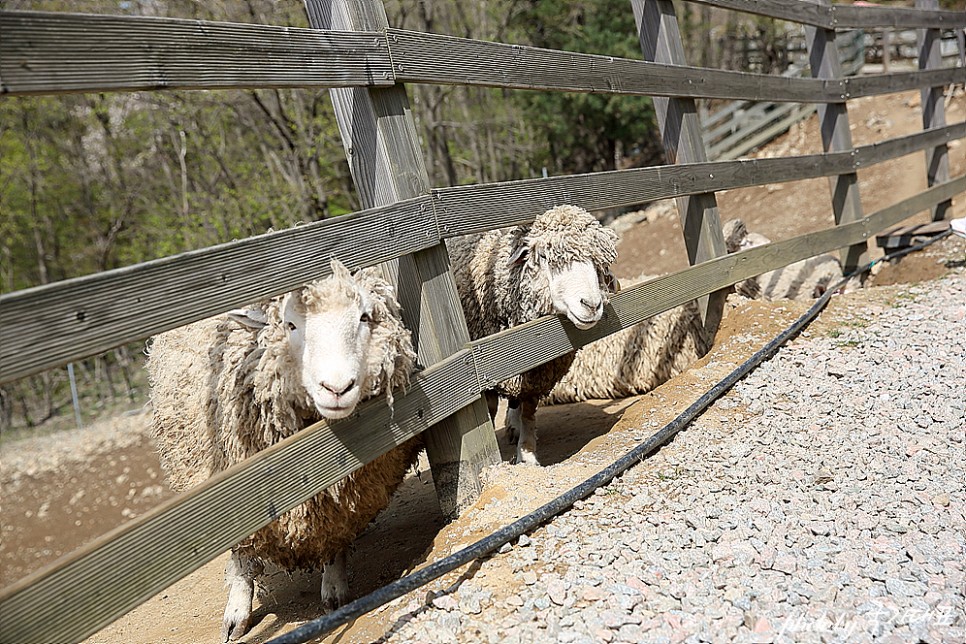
left=268, top=230, right=952, bottom=644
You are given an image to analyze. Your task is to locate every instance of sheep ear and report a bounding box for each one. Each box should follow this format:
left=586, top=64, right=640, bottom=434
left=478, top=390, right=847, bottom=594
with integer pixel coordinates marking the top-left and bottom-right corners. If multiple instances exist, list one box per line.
left=507, top=245, right=529, bottom=266
left=330, top=258, right=351, bottom=279
left=602, top=268, right=621, bottom=294
left=227, top=308, right=269, bottom=330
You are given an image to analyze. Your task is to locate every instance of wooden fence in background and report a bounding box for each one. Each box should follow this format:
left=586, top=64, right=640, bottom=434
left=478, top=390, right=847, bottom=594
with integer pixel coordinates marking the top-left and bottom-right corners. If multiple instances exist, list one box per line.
left=701, top=29, right=866, bottom=160
left=0, top=0, right=963, bottom=641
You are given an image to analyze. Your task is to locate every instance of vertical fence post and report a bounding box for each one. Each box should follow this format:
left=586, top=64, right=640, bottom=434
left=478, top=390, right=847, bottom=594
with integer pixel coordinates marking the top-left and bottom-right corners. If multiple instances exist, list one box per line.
left=305, top=0, right=500, bottom=519
left=631, top=0, right=727, bottom=337
left=806, top=0, right=870, bottom=274
left=916, top=0, right=951, bottom=222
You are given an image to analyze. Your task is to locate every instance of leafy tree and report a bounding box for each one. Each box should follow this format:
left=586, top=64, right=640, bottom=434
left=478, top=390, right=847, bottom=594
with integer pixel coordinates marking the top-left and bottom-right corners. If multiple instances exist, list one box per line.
left=507, top=0, right=661, bottom=174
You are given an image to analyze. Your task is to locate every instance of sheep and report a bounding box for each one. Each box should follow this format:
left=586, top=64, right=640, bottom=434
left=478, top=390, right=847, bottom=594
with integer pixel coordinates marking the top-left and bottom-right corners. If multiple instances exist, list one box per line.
left=542, top=220, right=846, bottom=406
left=146, top=259, right=418, bottom=642
left=722, top=218, right=845, bottom=300
left=545, top=275, right=712, bottom=404
left=446, top=204, right=619, bottom=464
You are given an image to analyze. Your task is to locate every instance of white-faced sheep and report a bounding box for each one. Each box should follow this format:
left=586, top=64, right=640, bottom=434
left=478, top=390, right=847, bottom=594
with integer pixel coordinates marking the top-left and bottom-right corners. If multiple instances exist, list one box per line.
left=543, top=220, right=846, bottom=406
left=146, top=259, right=418, bottom=641
left=446, top=204, right=619, bottom=464
left=722, top=218, right=845, bottom=300
left=545, top=276, right=712, bottom=404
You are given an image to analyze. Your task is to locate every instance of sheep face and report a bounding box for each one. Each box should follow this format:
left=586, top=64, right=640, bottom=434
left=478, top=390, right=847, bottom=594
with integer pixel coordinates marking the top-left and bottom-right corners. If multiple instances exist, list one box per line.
left=510, top=205, right=619, bottom=331
left=544, top=258, right=605, bottom=330
left=282, top=275, right=375, bottom=420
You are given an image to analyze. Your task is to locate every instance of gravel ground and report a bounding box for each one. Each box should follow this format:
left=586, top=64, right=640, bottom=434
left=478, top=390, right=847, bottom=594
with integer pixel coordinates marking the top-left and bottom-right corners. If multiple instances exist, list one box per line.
left=378, top=269, right=966, bottom=643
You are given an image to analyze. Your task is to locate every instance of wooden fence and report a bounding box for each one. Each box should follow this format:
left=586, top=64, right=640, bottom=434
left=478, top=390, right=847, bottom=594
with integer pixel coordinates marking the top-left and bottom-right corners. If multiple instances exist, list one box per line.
left=0, top=0, right=963, bottom=641
left=701, top=29, right=866, bottom=160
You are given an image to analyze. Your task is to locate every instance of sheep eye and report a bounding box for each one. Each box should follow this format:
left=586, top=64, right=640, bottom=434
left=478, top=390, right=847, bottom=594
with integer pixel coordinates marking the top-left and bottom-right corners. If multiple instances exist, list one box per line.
left=360, top=312, right=372, bottom=324
left=286, top=321, right=297, bottom=332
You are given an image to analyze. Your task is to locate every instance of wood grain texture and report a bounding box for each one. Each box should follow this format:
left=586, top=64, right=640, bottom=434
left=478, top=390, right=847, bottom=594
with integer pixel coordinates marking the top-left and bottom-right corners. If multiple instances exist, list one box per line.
left=387, top=28, right=837, bottom=103
left=0, top=198, right=438, bottom=384
left=633, top=0, right=727, bottom=334
left=807, top=4, right=870, bottom=274
left=845, top=68, right=966, bottom=99
left=689, top=0, right=964, bottom=29
left=0, top=350, right=480, bottom=644
left=917, top=0, right=952, bottom=222
left=831, top=4, right=965, bottom=29
left=687, top=0, right=832, bottom=27
left=0, top=10, right=392, bottom=95
left=312, top=0, right=500, bottom=520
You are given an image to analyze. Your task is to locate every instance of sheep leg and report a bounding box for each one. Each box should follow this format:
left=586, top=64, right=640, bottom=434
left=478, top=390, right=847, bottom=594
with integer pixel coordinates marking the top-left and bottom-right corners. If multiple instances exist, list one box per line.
left=515, top=398, right=540, bottom=465
left=320, top=550, right=349, bottom=612
left=485, top=391, right=500, bottom=423
left=222, top=547, right=263, bottom=642
left=505, top=397, right=523, bottom=443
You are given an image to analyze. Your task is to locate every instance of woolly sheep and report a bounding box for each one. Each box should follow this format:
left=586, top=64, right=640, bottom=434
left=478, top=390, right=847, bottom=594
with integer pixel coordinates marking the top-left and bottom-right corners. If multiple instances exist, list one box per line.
left=722, top=218, right=844, bottom=300
left=146, top=259, right=418, bottom=641
left=545, top=275, right=712, bottom=404
left=446, top=204, right=619, bottom=464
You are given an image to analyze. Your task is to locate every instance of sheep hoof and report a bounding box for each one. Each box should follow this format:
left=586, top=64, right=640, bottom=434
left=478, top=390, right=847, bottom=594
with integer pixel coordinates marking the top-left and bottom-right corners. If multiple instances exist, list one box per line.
left=320, top=595, right=343, bottom=614
left=320, top=552, right=349, bottom=613
left=220, top=608, right=250, bottom=642
left=515, top=447, right=540, bottom=466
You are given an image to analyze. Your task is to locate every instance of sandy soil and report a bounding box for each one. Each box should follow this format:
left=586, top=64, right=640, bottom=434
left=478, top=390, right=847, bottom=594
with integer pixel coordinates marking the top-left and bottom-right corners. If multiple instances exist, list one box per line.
left=1, top=88, right=964, bottom=644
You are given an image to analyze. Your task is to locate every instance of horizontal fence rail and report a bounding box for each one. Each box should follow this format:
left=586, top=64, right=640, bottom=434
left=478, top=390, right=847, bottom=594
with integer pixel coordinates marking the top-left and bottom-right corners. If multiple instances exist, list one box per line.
left=690, top=0, right=965, bottom=29
left=385, top=29, right=835, bottom=102
left=3, top=11, right=963, bottom=101
left=2, top=120, right=963, bottom=383
left=0, top=11, right=393, bottom=94
left=2, top=2, right=964, bottom=642
left=2, top=172, right=962, bottom=644
left=0, top=197, right=439, bottom=382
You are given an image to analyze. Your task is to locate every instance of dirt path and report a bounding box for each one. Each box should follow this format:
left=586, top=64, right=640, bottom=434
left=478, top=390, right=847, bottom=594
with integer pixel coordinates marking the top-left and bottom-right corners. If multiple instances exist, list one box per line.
left=1, top=89, right=963, bottom=644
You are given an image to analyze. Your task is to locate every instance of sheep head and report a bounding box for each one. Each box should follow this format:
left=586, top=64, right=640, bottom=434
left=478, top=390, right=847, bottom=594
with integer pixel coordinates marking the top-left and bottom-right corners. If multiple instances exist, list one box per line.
left=509, top=204, right=619, bottom=330
left=230, top=259, right=415, bottom=421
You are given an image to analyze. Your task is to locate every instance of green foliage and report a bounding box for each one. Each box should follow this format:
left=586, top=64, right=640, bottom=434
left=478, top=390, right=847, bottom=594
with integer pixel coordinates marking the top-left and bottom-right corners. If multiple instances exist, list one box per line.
left=508, top=0, right=660, bottom=174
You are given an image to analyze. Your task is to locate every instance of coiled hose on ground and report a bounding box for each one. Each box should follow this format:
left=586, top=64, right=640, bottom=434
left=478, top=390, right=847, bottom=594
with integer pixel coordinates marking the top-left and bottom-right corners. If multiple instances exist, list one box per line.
left=269, top=229, right=953, bottom=644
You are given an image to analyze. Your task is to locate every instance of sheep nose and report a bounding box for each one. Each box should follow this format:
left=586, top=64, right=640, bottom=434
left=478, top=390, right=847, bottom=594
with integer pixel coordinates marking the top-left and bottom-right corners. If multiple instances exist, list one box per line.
left=580, top=297, right=602, bottom=312
left=320, top=378, right=356, bottom=397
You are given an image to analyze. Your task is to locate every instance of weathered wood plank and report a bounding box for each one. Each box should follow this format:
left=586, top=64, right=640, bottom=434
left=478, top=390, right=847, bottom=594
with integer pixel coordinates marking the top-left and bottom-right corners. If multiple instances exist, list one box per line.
left=855, top=121, right=964, bottom=167
left=807, top=2, right=870, bottom=274
left=313, top=0, right=500, bottom=520
left=0, top=349, right=480, bottom=644
left=470, top=174, right=966, bottom=386
left=917, top=0, right=952, bottom=222
left=687, top=0, right=833, bottom=27
left=387, top=28, right=839, bottom=103
left=0, top=10, right=393, bottom=95
left=3, top=121, right=961, bottom=382
left=689, top=0, right=964, bottom=29
left=0, top=197, right=438, bottom=384
left=876, top=220, right=950, bottom=249
left=831, top=4, right=965, bottom=30
left=845, top=68, right=966, bottom=99
left=633, top=0, right=727, bottom=333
